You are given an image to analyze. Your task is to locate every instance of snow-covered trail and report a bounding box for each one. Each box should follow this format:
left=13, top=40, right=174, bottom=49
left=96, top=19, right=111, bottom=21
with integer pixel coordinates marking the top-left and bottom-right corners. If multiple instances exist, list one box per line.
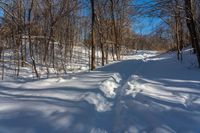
left=0, top=50, right=200, bottom=133
left=98, top=51, right=200, bottom=133
left=97, top=59, right=145, bottom=133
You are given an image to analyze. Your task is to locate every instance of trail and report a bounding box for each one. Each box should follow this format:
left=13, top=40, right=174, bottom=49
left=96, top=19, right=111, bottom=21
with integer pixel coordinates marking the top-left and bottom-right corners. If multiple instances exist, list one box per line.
left=0, top=50, right=200, bottom=133
left=98, top=50, right=200, bottom=133
left=100, top=56, right=150, bottom=133
left=100, top=51, right=200, bottom=133
left=96, top=52, right=149, bottom=130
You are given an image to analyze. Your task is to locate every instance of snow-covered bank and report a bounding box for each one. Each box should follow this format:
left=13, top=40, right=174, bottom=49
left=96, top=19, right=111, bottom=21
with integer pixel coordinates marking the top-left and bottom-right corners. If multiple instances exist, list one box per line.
left=0, top=71, right=121, bottom=133
left=0, top=49, right=200, bottom=133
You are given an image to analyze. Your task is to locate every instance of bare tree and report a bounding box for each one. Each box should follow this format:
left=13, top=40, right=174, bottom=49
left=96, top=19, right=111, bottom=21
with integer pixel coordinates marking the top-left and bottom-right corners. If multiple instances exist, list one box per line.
left=184, top=0, right=200, bottom=67
left=90, top=0, right=96, bottom=70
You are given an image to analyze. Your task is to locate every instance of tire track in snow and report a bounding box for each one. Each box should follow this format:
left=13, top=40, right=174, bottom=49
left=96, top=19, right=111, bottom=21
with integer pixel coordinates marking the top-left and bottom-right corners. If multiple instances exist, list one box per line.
left=112, top=53, right=190, bottom=133
left=112, top=59, right=145, bottom=133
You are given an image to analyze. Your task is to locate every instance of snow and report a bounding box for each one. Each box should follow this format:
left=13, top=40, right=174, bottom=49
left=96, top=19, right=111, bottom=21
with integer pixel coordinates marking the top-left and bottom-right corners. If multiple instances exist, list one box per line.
left=0, top=49, right=200, bottom=133
left=99, top=73, right=121, bottom=98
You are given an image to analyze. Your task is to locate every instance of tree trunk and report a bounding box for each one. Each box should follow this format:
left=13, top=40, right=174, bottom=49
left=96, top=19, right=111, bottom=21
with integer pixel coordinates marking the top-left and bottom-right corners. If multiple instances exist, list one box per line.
left=110, top=0, right=120, bottom=60
left=28, top=0, right=39, bottom=77
left=90, top=0, right=96, bottom=70
left=185, top=0, right=200, bottom=67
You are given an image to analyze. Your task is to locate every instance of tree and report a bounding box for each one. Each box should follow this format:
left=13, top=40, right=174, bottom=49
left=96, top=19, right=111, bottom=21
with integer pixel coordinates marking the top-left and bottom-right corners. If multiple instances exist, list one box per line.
left=184, top=0, right=200, bottom=67
left=90, top=0, right=96, bottom=70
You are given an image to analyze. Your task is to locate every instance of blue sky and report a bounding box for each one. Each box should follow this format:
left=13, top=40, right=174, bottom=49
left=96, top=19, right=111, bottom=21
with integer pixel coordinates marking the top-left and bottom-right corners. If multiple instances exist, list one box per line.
left=133, top=17, right=163, bottom=35
left=0, top=9, right=3, bottom=17
left=131, top=0, right=163, bottom=35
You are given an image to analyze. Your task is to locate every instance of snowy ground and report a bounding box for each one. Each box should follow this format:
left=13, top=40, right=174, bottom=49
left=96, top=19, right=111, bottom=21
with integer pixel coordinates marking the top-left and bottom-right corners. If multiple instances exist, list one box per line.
left=0, top=49, right=200, bottom=133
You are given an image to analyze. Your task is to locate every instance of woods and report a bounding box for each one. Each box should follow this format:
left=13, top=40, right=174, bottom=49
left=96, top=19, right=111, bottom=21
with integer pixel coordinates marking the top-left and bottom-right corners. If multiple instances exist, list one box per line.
left=0, top=0, right=200, bottom=79
left=0, top=0, right=134, bottom=78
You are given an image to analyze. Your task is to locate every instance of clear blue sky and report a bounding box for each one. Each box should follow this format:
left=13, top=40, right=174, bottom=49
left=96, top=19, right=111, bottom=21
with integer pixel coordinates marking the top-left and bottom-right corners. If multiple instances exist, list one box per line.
left=133, top=17, right=162, bottom=35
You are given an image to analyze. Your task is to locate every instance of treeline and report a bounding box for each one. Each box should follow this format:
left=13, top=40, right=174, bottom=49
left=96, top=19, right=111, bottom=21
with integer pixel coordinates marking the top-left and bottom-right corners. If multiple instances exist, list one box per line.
left=0, top=0, right=133, bottom=78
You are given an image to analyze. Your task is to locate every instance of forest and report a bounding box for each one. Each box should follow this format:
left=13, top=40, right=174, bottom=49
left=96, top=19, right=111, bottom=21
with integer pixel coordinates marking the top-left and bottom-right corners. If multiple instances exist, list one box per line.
left=0, top=0, right=199, bottom=79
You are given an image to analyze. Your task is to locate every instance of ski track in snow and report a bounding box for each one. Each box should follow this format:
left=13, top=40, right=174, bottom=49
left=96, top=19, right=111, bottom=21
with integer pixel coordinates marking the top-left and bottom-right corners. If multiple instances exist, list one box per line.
left=0, top=50, right=200, bottom=133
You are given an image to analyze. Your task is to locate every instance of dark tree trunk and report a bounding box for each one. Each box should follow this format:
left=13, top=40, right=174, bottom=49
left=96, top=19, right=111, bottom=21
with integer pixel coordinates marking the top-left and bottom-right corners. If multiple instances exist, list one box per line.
left=184, top=0, right=200, bottom=67
left=90, top=0, right=96, bottom=70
